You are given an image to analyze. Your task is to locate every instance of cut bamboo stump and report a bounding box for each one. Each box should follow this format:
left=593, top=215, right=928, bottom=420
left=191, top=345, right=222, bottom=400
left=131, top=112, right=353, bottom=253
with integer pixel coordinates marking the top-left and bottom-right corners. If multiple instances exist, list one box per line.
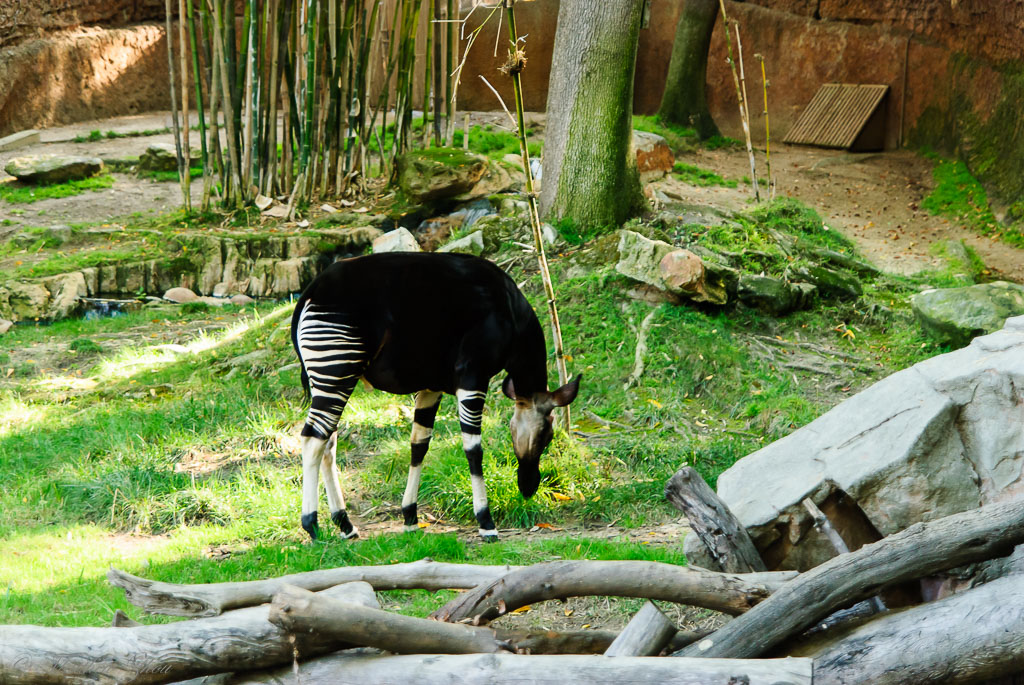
left=603, top=601, right=677, bottom=657
left=665, top=466, right=767, bottom=573
left=269, top=584, right=510, bottom=655
left=431, top=560, right=797, bottom=624
left=677, top=499, right=1024, bottom=659
left=0, top=582, right=377, bottom=685
left=219, top=652, right=814, bottom=685
left=805, top=574, right=1024, bottom=684
left=108, top=558, right=519, bottom=616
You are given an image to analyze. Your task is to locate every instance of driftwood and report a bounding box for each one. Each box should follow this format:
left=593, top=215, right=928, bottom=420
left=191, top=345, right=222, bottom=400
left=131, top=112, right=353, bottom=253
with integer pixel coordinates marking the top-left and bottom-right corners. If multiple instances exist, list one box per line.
left=108, top=558, right=519, bottom=617
left=269, top=584, right=510, bottom=655
left=804, top=574, right=1024, bottom=684
left=665, top=466, right=767, bottom=573
left=431, top=560, right=797, bottom=624
left=216, top=652, right=814, bottom=685
left=603, top=601, right=677, bottom=657
left=0, top=582, right=378, bottom=685
left=678, top=499, right=1024, bottom=659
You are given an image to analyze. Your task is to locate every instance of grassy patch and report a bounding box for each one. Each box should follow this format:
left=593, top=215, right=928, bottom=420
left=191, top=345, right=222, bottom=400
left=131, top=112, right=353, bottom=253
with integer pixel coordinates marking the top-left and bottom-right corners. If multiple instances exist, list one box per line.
left=632, top=115, right=697, bottom=154
left=138, top=167, right=205, bottom=183
left=0, top=175, right=115, bottom=204
left=672, top=162, right=737, bottom=188
left=922, top=155, right=1024, bottom=247
left=703, top=135, right=743, bottom=150
left=72, top=128, right=175, bottom=143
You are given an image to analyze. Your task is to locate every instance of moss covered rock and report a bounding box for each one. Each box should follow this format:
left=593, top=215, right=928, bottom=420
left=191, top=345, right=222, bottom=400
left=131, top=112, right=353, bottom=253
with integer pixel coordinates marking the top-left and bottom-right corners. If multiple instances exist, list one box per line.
left=396, top=149, right=488, bottom=203
left=4, top=155, right=103, bottom=184
left=912, top=281, right=1024, bottom=347
left=788, top=264, right=862, bottom=300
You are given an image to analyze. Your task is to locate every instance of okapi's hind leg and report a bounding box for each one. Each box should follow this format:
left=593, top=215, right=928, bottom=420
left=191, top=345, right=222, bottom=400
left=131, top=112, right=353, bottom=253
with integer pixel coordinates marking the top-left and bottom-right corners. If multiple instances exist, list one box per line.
left=402, top=390, right=443, bottom=532
left=456, top=386, right=497, bottom=541
left=321, top=432, right=358, bottom=539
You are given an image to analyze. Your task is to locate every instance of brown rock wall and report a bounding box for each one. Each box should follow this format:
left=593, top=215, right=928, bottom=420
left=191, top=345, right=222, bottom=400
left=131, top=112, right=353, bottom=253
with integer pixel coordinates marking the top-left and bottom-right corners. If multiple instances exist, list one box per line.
left=1, top=0, right=166, bottom=48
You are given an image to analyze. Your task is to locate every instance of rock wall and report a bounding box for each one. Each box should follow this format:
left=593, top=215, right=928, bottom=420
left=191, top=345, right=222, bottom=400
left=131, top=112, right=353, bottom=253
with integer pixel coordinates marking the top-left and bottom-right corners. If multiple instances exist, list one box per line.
left=0, top=0, right=166, bottom=48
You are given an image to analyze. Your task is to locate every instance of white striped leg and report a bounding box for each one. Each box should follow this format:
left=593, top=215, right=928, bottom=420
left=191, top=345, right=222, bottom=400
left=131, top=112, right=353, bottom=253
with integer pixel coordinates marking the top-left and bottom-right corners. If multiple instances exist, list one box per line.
left=402, top=390, right=442, bottom=532
left=321, top=433, right=358, bottom=540
left=300, top=435, right=328, bottom=540
left=457, top=388, right=496, bottom=541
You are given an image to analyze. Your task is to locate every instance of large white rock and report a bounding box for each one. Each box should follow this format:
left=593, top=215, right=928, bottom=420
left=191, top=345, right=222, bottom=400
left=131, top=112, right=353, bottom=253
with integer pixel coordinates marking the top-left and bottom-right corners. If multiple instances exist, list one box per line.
left=372, top=228, right=421, bottom=254
left=687, top=316, right=1024, bottom=571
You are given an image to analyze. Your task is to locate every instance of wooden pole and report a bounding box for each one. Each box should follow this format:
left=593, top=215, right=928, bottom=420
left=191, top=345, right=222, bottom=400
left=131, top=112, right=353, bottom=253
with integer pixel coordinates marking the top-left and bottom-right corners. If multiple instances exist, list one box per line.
left=603, top=601, right=677, bottom=657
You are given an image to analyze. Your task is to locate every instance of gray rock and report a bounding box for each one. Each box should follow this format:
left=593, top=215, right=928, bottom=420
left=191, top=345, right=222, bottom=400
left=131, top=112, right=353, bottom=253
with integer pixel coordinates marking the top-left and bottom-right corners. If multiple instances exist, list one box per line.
left=616, top=230, right=677, bottom=290
left=4, top=155, right=104, bottom=184
left=912, top=281, right=1024, bottom=347
left=634, top=130, right=674, bottom=182
left=44, top=225, right=72, bottom=245
left=396, top=149, right=489, bottom=203
left=454, top=161, right=524, bottom=202
left=0, top=319, right=12, bottom=334
left=137, top=143, right=179, bottom=172
left=737, top=274, right=808, bottom=315
left=230, top=294, right=256, bottom=306
left=42, top=271, right=87, bottom=319
left=438, top=230, right=485, bottom=256
left=787, top=264, right=862, bottom=300
left=617, top=230, right=726, bottom=305
left=0, top=130, right=40, bottom=152
left=3, top=281, right=49, bottom=320
left=164, top=287, right=199, bottom=303
left=685, top=316, right=1024, bottom=572
left=372, top=228, right=421, bottom=254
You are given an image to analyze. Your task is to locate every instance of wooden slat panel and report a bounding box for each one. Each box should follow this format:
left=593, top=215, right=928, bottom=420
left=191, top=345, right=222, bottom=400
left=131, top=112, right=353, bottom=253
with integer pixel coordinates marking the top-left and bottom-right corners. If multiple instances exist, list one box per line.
left=784, top=84, right=889, bottom=149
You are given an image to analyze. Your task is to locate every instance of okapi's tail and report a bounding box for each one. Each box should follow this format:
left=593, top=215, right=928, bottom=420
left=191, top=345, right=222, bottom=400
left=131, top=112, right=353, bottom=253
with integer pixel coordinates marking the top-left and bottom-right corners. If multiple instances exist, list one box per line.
left=289, top=295, right=311, bottom=400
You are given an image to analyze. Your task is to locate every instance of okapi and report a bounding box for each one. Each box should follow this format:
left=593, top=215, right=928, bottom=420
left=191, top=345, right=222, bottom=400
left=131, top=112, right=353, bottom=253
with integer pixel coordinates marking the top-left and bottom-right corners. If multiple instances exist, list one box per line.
left=290, top=251, right=581, bottom=541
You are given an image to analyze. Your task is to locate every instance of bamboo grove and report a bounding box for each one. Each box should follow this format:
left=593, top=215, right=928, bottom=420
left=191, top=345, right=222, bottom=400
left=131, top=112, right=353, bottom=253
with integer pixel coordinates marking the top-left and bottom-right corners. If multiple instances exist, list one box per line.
left=165, top=0, right=495, bottom=212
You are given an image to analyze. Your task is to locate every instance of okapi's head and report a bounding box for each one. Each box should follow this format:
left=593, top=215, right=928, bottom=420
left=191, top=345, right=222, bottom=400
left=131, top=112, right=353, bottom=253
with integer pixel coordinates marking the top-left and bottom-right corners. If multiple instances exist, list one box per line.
left=502, top=374, right=582, bottom=499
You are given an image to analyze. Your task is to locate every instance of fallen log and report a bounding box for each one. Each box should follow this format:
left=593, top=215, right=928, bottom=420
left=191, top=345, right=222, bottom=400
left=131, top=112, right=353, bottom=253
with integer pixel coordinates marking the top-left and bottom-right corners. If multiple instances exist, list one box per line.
left=677, top=499, right=1024, bottom=660
left=109, top=558, right=519, bottom=617
left=269, top=584, right=510, bottom=655
left=802, top=574, right=1024, bottom=684
left=431, top=560, right=797, bottom=624
left=0, top=582, right=377, bottom=685
left=603, top=601, right=676, bottom=657
left=665, top=466, right=767, bottom=573
left=217, top=652, right=814, bottom=685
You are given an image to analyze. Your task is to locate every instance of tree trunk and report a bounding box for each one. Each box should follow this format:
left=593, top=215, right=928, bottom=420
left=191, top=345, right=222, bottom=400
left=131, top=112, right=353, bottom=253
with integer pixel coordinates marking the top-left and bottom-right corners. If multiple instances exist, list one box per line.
left=676, top=499, right=1024, bottom=660
left=219, top=652, right=813, bottom=685
left=802, top=574, right=1024, bottom=684
left=0, top=582, right=378, bottom=685
left=431, top=559, right=797, bottom=624
left=539, top=0, right=647, bottom=229
left=657, top=0, right=721, bottom=139
left=108, top=559, right=520, bottom=617
left=665, top=466, right=767, bottom=574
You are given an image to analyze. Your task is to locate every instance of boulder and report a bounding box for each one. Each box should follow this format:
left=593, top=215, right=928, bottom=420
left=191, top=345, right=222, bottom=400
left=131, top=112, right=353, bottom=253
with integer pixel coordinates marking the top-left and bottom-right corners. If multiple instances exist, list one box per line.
left=4, top=281, right=49, bottom=320
left=634, top=130, right=674, bottom=182
left=42, top=271, right=87, bottom=319
left=0, top=319, right=12, bottom=334
left=912, top=281, right=1024, bottom=347
left=437, top=230, right=485, bottom=256
left=737, top=274, right=814, bottom=315
left=787, top=264, right=862, bottom=300
left=230, top=294, right=255, bottom=306
left=396, top=149, right=489, bottom=203
left=477, top=215, right=556, bottom=255
left=164, top=287, right=199, bottom=303
left=137, top=144, right=179, bottom=172
left=372, top=228, right=421, bottom=254
left=685, top=316, right=1024, bottom=572
left=43, top=225, right=72, bottom=245
left=455, top=161, right=524, bottom=202
left=616, top=230, right=726, bottom=304
left=4, top=155, right=104, bottom=184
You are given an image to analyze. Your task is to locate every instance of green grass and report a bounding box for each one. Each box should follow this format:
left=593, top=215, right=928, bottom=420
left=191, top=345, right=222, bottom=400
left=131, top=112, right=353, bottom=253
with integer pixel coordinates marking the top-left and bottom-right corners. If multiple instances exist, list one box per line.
left=672, top=162, right=737, bottom=188
left=138, top=167, right=204, bottom=183
left=703, top=135, right=743, bottom=150
left=632, top=115, right=698, bottom=154
left=0, top=174, right=115, bottom=204
left=922, top=155, right=1024, bottom=248
left=72, top=127, right=176, bottom=143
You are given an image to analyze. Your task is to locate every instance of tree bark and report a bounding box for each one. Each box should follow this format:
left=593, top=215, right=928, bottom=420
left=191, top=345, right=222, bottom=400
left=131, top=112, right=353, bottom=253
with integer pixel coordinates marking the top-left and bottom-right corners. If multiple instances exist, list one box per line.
left=665, top=466, right=767, bottom=573
left=0, top=582, right=378, bottom=685
left=108, top=559, right=519, bottom=617
left=539, top=0, right=647, bottom=229
left=218, top=652, right=813, bottom=685
left=802, top=574, right=1024, bottom=684
left=431, top=560, right=797, bottom=624
left=677, top=499, right=1024, bottom=660
left=603, top=601, right=677, bottom=657
left=269, top=584, right=509, bottom=655
left=657, top=0, right=721, bottom=139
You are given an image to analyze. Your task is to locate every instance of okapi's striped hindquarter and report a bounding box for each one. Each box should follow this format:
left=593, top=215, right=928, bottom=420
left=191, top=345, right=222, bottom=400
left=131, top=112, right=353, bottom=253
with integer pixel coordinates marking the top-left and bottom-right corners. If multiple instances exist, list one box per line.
left=290, top=252, right=581, bottom=541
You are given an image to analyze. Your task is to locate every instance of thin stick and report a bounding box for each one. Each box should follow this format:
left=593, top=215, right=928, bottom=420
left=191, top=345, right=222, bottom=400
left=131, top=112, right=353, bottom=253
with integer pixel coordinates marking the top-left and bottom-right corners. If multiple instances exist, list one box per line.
left=732, top=19, right=759, bottom=202
left=165, top=0, right=187, bottom=210
left=502, top=0, right=571, bottom=430
left=716, top=0, right=758, bottom=203
left=755, top=53, right=773, bottom=199
left=185, top=0, right=210, bottom=210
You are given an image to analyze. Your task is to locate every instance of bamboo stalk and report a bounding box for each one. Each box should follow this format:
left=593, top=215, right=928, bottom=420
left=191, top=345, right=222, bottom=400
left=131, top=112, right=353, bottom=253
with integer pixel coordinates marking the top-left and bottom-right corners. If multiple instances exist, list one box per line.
left=716, top=0, right=758, bottom=203
left=445, top=0, right=456, bottom=145
left=185, top=0, right=210, bottom=210
left=733, top=21, right=759, bottom=202
left=213, top=0, right=244, bottom=206
left=432, top=0, right=443, bottom=146
left=502, top=0, right=570, bottom=431
left=755, top=52, right=773, bottom=199
left=165, top=0, right=188, bottom=211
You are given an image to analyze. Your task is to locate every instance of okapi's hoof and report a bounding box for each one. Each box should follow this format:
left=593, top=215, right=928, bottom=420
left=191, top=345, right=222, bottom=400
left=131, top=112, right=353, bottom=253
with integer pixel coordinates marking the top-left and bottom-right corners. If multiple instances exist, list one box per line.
left=479, top=529, right=499, bottom=543
left=341, top=528, right=360, bottom=540
left=301, top=512, right=320, bottom=542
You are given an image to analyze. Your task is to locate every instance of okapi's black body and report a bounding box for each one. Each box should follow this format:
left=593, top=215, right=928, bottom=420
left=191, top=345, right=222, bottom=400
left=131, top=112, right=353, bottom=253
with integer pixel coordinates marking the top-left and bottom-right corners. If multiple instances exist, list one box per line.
left=290, top=252, right=579, bottom=542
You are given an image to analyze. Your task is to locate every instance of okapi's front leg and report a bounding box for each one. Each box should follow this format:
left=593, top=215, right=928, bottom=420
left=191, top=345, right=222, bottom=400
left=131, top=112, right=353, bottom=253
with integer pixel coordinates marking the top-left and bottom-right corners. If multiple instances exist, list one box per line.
left=403, top=390, right=443, bottom=532
left=456, top=387, right=497, bottom=541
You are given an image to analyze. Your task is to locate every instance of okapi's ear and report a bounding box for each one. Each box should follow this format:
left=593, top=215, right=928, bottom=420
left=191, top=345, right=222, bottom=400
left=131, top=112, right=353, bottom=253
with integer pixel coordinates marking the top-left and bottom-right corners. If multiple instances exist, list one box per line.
left=551, top=374, right=582, bottom=407
left=502, top=375, right=517, bottom=401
